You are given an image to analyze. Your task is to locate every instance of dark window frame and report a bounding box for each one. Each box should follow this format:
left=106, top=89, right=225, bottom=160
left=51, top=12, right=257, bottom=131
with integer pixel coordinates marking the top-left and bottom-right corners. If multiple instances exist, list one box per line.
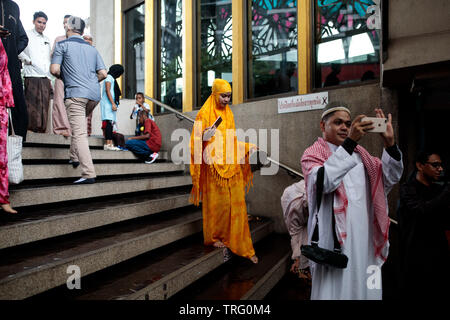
left=156, top=0, right=184, bottom=114
left=195, top=0, right=234, bottom=108
left=246, top=0, right=300, bottom=101
left=123, top=2, right=146, bottom=99
left=311, top=0, right=382, bottom=90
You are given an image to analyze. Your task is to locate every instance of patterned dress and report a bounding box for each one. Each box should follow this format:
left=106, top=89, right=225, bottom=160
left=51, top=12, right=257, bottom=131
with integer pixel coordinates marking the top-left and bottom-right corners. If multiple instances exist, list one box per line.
left=0, top=39, right=14, bottom=204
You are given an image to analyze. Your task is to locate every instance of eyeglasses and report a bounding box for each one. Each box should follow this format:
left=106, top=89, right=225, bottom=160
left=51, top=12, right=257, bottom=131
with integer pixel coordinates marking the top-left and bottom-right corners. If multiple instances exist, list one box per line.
left=426, top=162, right=443, bottom=169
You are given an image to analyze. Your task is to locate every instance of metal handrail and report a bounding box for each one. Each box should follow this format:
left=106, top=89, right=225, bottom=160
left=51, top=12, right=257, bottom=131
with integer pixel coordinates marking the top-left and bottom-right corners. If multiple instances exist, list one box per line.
left=266, top=156, right=304, bottom=178
left=144, top=95, right=194, bottom=124
left=144, top=94, right=303, bottom=178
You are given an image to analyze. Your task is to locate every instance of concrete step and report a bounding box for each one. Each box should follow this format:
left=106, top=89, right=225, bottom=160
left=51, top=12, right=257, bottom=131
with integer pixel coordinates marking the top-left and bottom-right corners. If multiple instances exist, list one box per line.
left=22, top=147, right=169, bottom=162
left=29, top=218, right=273, bottom=300
left=25, top=132, right=104, bottom=148
left=264, top=271, right=311, bottom=301
left=0, top=208, right=203, bottom=300
left=23, top=162, right=184, bottom=180
left=10, top=174, right=192, bottom=207
left=171, top=234, right=290, bottom=300
left=0, top=189, right=192, bottom=249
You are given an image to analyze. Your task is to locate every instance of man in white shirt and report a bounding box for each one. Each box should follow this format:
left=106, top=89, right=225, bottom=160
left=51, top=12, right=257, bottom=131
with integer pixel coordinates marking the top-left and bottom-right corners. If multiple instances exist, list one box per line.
left=301, top=102, right=403, bottom=300
left=19, top=11, right=52, bottom=133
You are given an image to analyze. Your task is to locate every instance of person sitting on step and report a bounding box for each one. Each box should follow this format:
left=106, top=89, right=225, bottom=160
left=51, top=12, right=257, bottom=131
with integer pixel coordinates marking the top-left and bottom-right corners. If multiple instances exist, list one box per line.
left=125, top=110, right=161, bottom=164
left=130, top=92, right=154, bottom=136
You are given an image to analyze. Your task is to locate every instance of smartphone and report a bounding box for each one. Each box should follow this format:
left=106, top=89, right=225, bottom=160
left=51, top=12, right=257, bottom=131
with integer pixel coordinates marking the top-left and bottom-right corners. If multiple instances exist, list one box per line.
left=203, top=116, right=222, bottom=141
left=0, top=27, right=9, bottom=32
left=212, top=116, right=222, bottom=129
left=361, top=117, right=387, bottom=133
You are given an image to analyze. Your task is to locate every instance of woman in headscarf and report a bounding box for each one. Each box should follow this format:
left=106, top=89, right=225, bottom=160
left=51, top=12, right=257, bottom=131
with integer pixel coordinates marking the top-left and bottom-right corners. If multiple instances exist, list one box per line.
left=100, top=64, right=124, bottom=151
left=0, top=38, right=17, bottom=213
left=190, top=79, right=258, bottom=263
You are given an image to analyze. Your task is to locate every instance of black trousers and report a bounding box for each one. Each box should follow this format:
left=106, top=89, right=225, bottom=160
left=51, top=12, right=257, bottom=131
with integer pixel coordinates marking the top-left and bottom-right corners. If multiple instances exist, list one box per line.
left=104, top=120, right=113, bottom=140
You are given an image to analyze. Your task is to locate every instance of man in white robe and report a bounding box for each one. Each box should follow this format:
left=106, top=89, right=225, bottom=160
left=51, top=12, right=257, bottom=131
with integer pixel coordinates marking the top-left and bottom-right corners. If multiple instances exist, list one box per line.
left=301, top=102, right=403, bottom=300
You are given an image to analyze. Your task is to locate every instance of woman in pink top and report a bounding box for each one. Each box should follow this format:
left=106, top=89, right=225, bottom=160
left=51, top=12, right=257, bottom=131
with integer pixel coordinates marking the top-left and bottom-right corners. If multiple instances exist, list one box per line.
left=0, top=39, right=17, bottom=214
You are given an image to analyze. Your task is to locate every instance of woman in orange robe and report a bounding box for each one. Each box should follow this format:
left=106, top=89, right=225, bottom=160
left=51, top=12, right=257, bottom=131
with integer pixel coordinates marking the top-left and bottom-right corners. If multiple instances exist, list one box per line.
left=190, top=79, right=258, bottom=263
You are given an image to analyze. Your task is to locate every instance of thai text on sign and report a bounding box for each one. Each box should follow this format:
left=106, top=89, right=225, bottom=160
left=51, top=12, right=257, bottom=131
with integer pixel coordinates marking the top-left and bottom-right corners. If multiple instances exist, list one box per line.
left=278, top=92, right=329, bottom=114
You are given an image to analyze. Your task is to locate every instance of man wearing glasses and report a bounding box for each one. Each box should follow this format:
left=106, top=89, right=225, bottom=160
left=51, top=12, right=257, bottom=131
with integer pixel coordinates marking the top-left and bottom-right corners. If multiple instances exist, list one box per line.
left=397, top=151, right=450, bottom=299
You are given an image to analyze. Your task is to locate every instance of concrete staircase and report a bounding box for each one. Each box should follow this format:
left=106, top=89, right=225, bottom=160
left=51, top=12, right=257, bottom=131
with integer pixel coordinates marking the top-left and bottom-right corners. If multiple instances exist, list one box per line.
left=0, top=132, right=290, bottom=300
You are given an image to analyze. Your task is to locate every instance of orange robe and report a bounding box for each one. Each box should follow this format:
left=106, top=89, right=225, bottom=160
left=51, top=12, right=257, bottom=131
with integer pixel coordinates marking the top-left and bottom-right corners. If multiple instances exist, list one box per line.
left=190, top=80, right=255, bottom=259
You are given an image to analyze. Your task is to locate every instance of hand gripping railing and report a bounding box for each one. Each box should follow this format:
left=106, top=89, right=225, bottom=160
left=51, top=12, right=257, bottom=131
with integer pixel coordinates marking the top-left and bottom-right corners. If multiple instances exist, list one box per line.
left=144, top=95, right=303, bottom=179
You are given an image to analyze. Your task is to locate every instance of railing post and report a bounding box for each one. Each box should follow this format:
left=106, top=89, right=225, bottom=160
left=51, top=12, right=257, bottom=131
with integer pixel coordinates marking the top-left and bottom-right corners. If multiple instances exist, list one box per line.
left=145, top=0, right=156, bottom=115
left=114, top=0, right=122, bottom=91
left=298, top=0, right=312, bottom=95
left=183, top=0, right=195, bottom=112
left=232, top=0, right=245, bottom=105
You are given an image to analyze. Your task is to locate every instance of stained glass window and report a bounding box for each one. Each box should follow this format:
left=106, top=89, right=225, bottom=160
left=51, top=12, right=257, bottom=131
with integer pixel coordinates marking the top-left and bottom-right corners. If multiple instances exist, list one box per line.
left=159, top=0, right=183, bottom=112
left=124, top=4, right=145, bottom=99
left=314, top=0, right=380, bottom=88
left=248, top=0, right=298, bottom=99
left=198, top=0, right=233, bottom=106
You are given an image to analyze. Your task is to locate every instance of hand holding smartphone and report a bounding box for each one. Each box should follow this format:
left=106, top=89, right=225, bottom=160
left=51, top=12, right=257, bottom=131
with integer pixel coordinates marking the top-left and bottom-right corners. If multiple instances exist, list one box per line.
left=361, top=117, right=387, bottom=133
left=203, top=116, right=222, bottom=141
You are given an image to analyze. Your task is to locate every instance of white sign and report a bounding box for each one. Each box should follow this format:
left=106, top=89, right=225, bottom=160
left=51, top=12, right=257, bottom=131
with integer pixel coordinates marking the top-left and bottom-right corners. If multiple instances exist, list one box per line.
left=278, top=92, right=329, bottom=114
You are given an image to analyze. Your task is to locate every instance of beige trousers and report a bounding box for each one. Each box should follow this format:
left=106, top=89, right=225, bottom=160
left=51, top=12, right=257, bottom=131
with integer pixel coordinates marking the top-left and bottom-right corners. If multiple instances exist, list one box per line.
left=65, top=98, right=97, bottom=179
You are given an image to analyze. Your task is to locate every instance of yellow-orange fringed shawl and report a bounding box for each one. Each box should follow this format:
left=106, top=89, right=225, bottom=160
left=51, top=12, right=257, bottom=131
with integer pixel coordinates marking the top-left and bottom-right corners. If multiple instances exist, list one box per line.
left=189, top=79, right=254, bottom=206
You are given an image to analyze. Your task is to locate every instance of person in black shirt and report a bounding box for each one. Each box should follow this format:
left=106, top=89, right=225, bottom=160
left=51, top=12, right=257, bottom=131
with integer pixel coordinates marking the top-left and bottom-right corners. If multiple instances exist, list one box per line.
left=397, top=151, right=450, bottom=299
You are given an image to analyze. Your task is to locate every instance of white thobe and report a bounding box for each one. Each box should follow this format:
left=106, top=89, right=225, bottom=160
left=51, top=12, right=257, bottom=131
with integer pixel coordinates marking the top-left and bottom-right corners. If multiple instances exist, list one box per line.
left=305, top=143, right=403, bottom=300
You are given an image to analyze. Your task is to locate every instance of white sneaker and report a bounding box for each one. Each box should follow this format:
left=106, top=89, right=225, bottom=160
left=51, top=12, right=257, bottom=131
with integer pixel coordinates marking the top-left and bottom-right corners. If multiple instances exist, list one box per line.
left=145, top=152, right=159, bottom=164
left=104, top=144, right=121, bottom=151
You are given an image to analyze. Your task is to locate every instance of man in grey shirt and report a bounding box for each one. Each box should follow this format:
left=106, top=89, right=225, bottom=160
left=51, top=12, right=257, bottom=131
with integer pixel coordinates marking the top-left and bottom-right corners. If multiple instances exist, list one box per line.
left=50, top=16, right=107, bottom=184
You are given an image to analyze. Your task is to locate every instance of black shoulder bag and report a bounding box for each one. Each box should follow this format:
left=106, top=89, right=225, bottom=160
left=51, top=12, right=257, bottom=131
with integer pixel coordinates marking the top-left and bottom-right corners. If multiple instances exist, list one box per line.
left=301, top=167, right=348, bottom=269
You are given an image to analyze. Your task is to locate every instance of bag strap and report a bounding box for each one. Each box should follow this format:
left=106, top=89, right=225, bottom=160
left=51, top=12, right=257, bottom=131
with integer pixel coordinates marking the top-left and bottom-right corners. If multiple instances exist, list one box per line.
left=8, top=108, right=15, bottom=136
left=311, top=166, right=342, bottom=252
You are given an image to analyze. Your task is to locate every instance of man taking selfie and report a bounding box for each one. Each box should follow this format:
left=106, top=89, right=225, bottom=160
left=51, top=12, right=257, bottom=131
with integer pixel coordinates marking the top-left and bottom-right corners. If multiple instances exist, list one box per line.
left=301, top=102, right=404, bottom=300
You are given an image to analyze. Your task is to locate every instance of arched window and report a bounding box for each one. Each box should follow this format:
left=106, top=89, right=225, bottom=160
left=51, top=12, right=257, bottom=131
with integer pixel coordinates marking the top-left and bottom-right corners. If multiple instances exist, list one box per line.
left=124, top=3, right=145, bottom=98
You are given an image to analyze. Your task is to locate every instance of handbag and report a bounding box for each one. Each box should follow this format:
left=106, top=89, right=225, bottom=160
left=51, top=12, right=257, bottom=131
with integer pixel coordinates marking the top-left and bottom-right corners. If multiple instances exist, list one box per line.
left=301, top=167, right=348, bottom=269
left=7, top=109, right=24, bottom=184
